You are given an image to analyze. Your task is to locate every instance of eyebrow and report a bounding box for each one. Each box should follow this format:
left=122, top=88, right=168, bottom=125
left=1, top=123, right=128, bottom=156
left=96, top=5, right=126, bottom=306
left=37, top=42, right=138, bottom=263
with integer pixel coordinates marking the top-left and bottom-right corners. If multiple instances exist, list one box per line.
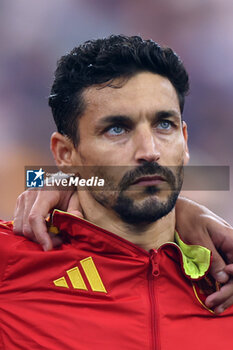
left=94, top=115, right=134, bottom=132
left=155, top=110, right=181, bottom=121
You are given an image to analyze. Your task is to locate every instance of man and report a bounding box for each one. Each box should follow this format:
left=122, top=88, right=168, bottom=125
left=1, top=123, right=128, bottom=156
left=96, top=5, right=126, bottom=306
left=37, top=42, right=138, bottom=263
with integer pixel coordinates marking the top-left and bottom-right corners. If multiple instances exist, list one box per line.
left=1, top=35, right=233, bottom=349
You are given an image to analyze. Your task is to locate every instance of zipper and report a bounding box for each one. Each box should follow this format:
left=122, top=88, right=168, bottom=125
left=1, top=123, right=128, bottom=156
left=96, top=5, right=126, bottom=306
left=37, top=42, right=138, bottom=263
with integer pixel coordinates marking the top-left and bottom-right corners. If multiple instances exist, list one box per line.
left=148, top=249, right=160, bottom=350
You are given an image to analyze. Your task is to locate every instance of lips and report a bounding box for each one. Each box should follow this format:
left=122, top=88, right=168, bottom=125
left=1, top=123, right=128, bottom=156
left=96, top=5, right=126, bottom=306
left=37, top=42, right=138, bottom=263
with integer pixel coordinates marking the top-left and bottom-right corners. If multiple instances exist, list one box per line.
left=131, top=175, right=166, bottom=186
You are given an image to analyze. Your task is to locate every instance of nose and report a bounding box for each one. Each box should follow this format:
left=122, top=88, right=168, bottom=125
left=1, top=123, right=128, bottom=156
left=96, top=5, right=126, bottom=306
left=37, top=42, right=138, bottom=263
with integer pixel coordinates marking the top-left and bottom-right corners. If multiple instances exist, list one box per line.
left=133, top=126, right=160, bottom=164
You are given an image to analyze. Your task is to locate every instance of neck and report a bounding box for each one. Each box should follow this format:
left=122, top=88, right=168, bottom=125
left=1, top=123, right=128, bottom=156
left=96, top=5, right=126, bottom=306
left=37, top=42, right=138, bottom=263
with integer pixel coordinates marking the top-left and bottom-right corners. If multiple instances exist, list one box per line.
left=77, top=190, right=175, bottom=251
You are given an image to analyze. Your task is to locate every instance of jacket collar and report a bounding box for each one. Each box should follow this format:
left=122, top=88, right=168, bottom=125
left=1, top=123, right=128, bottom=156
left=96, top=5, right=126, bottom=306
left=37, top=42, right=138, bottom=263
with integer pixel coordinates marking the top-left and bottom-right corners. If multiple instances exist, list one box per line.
left=50, top=209, right=211, bottom=280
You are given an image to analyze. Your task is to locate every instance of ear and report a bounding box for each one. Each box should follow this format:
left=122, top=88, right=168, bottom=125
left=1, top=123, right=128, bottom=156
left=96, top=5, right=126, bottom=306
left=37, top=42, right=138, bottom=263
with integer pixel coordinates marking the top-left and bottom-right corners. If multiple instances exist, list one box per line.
left=50, top=132, right=75, bottom=167
left=182, top=121, right=190, bottom=165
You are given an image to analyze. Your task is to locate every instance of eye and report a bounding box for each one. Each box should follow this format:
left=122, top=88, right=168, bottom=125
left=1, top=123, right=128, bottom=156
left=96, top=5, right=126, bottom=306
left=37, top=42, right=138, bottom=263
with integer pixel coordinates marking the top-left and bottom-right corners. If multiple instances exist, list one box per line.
left=106, top=126, right=126, bottom=136
left=157, top=120, right=173, bottom=130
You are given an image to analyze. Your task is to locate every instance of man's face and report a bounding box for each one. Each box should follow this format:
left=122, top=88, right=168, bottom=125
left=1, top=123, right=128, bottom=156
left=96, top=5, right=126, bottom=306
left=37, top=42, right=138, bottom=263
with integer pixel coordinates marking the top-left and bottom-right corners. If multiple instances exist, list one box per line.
left=70, top=72, right=189, bottom=224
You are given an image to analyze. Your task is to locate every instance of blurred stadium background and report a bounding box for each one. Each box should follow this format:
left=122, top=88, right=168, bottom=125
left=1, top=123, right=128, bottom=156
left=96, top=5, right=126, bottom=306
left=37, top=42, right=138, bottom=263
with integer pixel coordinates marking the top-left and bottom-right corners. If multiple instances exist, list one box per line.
left=0, top=0, right=232, bottom=224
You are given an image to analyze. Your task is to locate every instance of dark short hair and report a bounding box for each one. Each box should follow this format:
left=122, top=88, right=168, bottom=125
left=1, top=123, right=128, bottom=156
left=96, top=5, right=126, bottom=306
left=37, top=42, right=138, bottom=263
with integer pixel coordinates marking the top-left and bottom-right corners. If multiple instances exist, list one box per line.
left=49, top=35, right=189, bottom=145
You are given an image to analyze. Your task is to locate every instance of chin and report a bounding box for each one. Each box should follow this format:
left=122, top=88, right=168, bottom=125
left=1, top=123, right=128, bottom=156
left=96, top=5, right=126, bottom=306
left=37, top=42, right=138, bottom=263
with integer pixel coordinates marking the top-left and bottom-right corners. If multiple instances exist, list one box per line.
left=113, top=190, right=179, bottom=225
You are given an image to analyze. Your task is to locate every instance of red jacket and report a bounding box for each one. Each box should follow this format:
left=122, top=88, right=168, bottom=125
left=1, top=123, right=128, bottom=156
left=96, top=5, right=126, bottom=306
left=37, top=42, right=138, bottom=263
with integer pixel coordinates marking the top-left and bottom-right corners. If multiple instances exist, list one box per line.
left=0, top=210, right=232, bottom=350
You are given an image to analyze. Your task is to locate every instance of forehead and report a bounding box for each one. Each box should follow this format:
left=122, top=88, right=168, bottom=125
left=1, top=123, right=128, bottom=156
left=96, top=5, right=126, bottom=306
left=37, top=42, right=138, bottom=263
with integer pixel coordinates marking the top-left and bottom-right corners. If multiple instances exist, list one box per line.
left=82, top=72, right=180, bottom=117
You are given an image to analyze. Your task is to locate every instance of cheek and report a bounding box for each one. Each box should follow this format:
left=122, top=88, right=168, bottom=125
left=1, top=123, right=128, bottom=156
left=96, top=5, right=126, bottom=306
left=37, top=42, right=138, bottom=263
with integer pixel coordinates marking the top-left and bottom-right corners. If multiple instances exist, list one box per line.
left=79, top=140, right=131, bottom=166
left=161, top=139, right=185, bottom=165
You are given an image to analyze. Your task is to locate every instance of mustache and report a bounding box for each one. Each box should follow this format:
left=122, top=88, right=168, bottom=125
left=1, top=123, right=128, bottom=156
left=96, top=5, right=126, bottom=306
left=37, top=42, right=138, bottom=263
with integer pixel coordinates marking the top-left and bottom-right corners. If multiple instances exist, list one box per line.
left=119, top=162, right=178, bottom=191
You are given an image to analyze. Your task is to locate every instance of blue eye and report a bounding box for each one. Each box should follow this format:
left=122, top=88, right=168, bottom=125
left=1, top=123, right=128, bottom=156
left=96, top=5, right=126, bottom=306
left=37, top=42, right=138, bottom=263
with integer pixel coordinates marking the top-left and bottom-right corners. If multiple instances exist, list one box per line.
left=158, top=120, right=172, bottom=130
left=107, top=126, right=125, bottom=135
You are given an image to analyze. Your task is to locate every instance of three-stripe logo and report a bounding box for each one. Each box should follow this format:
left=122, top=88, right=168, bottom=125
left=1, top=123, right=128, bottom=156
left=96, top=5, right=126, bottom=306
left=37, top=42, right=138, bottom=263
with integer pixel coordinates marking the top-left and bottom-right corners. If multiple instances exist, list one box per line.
left=53, top=257, right=107, bottom=293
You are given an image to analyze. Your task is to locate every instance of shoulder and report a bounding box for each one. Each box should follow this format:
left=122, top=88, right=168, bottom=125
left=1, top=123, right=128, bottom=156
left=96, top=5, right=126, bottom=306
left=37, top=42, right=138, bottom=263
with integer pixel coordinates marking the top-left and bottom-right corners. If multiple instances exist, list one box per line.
left=0, top=219, right=36, bottom=248
left=0, top=219, right=44, bottom=252
left=0, top=220, right=21, bottom=248
left=0, top=220, right=42, bottom=281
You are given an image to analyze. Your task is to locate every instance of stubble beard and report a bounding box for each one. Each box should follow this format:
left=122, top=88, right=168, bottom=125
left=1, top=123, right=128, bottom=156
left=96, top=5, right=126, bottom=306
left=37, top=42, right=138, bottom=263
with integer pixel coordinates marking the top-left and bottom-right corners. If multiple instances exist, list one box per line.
left=90, top=162, right=184, bottom=226
left=112, top=185, right=181, bottom=225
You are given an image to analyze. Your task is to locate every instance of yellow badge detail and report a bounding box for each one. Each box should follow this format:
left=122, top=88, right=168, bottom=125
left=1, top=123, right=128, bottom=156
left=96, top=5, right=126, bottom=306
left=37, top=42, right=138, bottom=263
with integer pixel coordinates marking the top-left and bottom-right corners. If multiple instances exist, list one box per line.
left=53, top=277, right=69, bottom=288
left=67, top=267, right=88, bottom=290
left=53, top=257, right=107, bottom=293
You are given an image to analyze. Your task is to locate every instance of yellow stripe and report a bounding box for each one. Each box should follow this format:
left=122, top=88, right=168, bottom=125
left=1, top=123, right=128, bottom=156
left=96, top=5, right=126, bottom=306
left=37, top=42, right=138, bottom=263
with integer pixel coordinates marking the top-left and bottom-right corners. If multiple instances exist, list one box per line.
left=67, top=267, right=87, bottom=290
left=53, top=276, right=69, bottom=288
left=80, top=257, right=107, bottom=293
left=192, top=283, right=215, bottom=314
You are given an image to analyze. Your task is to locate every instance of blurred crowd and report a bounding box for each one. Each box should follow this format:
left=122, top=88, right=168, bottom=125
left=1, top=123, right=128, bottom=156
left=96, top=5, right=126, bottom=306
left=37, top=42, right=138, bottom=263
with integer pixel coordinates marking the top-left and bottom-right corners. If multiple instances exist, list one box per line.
left=0, top=0, right=232, bottom=223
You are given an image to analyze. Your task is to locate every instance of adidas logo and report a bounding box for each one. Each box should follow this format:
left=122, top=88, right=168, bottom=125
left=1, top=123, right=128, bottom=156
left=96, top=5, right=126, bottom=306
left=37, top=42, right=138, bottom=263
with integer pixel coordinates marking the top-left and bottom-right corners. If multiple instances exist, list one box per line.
left=53, top=256, right=107, bottom=293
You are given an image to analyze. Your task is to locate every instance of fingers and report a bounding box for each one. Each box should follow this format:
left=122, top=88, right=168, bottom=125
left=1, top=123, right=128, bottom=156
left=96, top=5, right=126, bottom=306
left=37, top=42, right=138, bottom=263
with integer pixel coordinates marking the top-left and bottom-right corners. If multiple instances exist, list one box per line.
left=13, top=191, right=52, bottom=250
left=27, top=191, right=62, bottom=251
left=205, top=264, right=233, bottom=314
left=210, top=224, right=233, bottom=263
left=13, top=190, right=61, bottom=250
left=224, top=264, right=233, bottom=275
left=205, top=279, right=233, bottom=314
left=13, top=190, right=37, bottom=240
left=13, top=186, right=78, bottom=250
left=22, top=192, right=40, bottom=241
left=49, top=232, right=63, bottom=247
left=206, top=215, right=233, bottom=252
left=13, top=194, right=25, bottom=235
left=209, top=245, right=229, bottom=283
left=27, top=213, right=52, bottom=251
left=13, top=187, right=76, bottom=250
left=195, top=228, right=233, bottom=313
